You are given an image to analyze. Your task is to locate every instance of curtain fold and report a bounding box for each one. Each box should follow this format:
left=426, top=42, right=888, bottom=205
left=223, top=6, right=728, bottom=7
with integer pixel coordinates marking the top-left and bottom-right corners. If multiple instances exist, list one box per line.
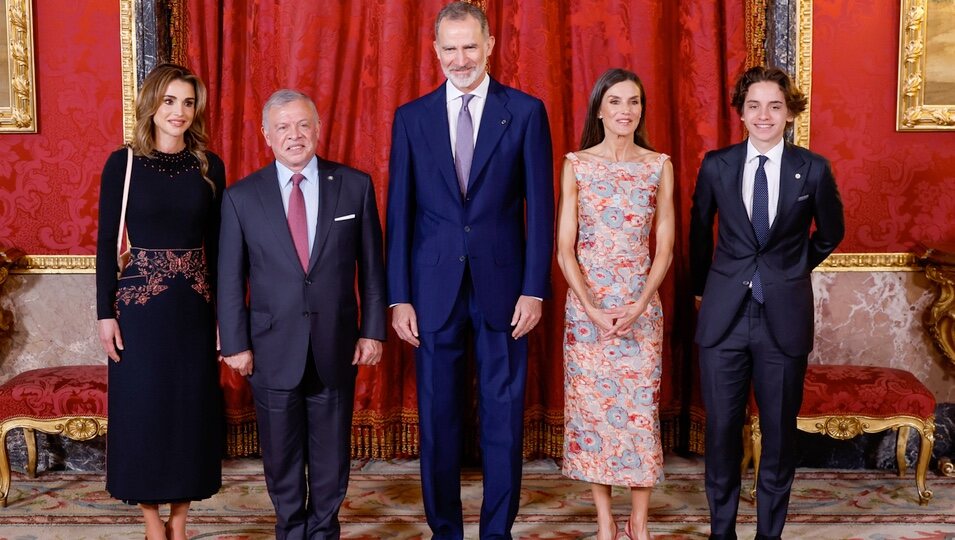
left=185, top=0, right=748, bottom=459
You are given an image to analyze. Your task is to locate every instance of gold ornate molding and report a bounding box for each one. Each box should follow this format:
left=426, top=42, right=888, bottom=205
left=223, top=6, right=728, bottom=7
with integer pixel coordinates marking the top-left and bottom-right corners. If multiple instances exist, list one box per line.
left=792, top=0, right=812, bottom=147
left=897, top=0, right=955, bottom=130
left=120, top=0, right=137, bottom=143
left=816, top=252, right=919, bottom=271
left=11, top=255, right=96, bottom=274
left=0, top=0, right=37, bottom=133
left=8, top=252, right=920, bottom=274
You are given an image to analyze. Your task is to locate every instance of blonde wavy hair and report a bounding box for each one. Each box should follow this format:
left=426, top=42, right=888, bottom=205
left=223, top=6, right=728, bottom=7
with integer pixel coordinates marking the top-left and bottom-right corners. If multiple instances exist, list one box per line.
left=131, top=63, right=214, bottom=192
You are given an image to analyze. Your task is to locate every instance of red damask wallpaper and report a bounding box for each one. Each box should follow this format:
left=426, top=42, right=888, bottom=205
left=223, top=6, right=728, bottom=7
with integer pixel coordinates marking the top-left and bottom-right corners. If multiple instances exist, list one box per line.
left=812, top=1, right=955, bottom=252
left=0, top=0, right=123, bottom=254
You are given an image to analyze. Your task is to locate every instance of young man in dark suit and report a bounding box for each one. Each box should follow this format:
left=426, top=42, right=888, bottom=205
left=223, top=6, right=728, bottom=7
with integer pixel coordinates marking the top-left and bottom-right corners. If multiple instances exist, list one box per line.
left=689, top=66, right=845, bottom=540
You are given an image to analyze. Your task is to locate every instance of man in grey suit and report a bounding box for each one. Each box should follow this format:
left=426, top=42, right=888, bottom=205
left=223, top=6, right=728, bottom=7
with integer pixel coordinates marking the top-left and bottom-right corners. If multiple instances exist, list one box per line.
left=218, top=89, right=386, bottom=540
left=690, top=66, right=844, bottom=540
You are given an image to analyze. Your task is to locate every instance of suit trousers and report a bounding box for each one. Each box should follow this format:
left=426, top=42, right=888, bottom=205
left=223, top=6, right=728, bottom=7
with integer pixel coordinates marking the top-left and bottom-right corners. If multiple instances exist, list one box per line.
left=252, top=349, right=355, bottom=540
left=698, top=295, right=807, bottom=540
left=416, top=268, right=528, bottom=540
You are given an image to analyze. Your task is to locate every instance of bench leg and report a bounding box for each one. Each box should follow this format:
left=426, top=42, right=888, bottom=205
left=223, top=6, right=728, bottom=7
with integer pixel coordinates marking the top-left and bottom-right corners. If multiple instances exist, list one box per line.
left=741, top=423, right=753, bottom=477
left=916, top=426, right=934, bottom=505
left=24, top=428, right=37, bottom=478
left=896, top=426, right=910, bottom=478
left=750, top=417, right=762, bottom=500
left=0, top=425, right=10, bottom=507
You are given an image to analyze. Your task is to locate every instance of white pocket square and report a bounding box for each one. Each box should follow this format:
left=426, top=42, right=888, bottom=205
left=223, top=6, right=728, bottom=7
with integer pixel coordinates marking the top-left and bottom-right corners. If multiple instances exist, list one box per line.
left=796, top=194, right=809, bottom=201
left=334, top=214, right=356, bottom=221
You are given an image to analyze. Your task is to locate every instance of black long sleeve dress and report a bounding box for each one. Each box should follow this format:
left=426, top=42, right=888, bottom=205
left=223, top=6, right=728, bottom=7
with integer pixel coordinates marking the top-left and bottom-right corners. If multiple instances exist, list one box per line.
left=95, top=147, right=225, bottom=504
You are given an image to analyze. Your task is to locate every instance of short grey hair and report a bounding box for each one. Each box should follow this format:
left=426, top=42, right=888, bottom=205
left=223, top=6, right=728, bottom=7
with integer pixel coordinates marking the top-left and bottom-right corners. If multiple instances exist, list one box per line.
left=261, top=89, right=319, bottom=130
left=435, top=1, right=489, bottom=40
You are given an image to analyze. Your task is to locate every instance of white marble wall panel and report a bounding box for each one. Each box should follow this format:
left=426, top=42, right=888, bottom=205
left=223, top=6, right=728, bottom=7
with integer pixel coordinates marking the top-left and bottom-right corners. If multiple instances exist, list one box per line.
left=0, top=274, right=103, bottom=384
left=812, top=271, right=955, bottom=402
left=1, top=272, right=952, bottom=402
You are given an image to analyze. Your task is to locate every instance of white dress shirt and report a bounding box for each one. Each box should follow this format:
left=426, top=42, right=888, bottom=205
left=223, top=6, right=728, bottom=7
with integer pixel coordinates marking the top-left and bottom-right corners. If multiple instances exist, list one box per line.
left=741, top=138, right=784, bottom=227
left=446, top=74, right=490, bottom=158
left=276, top=156, right=320, bottom=256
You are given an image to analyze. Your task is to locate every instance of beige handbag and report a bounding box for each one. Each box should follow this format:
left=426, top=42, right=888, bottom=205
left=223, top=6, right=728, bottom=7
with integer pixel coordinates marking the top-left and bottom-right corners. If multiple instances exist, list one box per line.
left=116, top=147, right=133, bottom=276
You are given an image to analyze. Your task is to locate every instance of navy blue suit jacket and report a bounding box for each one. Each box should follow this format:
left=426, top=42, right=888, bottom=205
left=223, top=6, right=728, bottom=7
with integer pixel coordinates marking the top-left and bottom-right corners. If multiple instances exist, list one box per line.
left=689, top=141, right=844, bottom=355
left=218, top=157, right=386, bottom=390
left=386, top=78, right=554, bottom=331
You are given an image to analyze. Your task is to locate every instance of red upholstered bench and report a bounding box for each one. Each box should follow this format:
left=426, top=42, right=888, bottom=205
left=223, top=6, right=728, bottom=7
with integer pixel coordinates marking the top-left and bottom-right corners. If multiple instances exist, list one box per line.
left=0, top=366, right=108, bottom=507
left=745, top=365, right=936, bottom=504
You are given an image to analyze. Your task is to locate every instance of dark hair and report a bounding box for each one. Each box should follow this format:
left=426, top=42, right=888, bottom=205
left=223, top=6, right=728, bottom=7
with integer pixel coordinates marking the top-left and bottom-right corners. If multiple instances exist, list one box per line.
left=132, top=63, right=213, bottom=191
left=579, top=68, right=652, bottom=151
left=435, top=1, right=489, bottom=39
left=731, top=66, right=807, bottom=119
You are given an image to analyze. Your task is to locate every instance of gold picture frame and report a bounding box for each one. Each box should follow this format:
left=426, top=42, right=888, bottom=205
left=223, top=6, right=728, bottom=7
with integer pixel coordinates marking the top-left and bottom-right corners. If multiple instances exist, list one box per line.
left=897, top=0, right=955, bottom=130
left=0, top=0, right=36, bottom=133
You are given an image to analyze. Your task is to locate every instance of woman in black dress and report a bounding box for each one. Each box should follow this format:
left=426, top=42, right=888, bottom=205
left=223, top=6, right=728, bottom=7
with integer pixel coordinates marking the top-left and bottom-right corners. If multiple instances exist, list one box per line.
left=96, top=63, right=224, bottom=540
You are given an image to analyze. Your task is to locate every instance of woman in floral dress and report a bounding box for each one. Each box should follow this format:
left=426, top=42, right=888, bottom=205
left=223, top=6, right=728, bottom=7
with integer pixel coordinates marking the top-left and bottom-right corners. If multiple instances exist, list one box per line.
left=556, top=68, right=675, bottom=540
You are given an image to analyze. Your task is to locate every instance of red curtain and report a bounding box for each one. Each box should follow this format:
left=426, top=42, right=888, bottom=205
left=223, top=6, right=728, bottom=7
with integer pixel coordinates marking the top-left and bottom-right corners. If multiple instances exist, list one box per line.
left=185, top=0, right=747, bottom=458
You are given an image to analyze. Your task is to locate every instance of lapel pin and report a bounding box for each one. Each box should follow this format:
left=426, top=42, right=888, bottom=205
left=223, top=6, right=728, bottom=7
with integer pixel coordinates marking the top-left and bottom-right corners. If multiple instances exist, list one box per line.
left=794, top=173, right=801, bottom=179
left=501, top=119, right=507, bottom=125
left=327, top=175, right=334, bottom=181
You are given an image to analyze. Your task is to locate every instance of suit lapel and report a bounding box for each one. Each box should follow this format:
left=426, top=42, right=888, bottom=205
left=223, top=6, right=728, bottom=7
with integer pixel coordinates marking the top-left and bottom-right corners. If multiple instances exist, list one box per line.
left=467, top=78, right=511, bottom=195
left=308, top=158, right=342, bottom=274
left=770, top=143, right=808, bottom=240
left=420, top=85, right=462, bottom=201
left=255, top=165, right=303, bottom=271
left=718, top=142, right=752, bottom=242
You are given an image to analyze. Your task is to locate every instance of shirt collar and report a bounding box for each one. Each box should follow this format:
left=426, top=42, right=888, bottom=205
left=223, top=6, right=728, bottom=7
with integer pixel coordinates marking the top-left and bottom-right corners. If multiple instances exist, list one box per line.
left=276, top=156, right=319, bottom=187
left=445, top=73, right=491, bottom=104
left=746, top=138, right=785, bottom=165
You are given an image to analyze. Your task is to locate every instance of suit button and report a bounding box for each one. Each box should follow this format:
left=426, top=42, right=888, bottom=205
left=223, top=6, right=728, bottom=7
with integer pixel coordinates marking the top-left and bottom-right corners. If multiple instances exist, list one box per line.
left=464, top=226, right=471, bottom=232
left=305, top=279, right=312, bottom=286
left=459, top=255, right=466, bottom=262
left=303, top=312, right=310, bottom=318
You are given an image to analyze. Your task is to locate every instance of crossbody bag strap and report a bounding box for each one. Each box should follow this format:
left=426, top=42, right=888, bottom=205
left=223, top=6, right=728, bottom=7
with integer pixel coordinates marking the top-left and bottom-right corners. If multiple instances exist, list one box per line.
left=117, top=147, right=133, bottom=260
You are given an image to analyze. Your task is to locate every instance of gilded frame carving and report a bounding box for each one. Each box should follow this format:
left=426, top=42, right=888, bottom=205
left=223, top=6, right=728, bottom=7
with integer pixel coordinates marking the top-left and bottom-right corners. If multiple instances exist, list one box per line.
left=897, top=0, right=955, bottom=130
left=0, top=0, right=36, bottom=133
left=792, top=0, right=812, bottom=147
left=120, top=0, right=136, bottom=143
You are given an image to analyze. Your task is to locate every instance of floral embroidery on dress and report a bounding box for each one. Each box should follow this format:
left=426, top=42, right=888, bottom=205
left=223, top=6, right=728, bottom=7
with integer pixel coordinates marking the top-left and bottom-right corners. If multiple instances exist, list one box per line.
left=116, top=248, right=211, bottom=310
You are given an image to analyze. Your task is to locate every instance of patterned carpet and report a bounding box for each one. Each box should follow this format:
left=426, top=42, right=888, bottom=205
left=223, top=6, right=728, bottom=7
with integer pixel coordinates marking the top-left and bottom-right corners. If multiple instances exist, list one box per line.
left=0, top=456, right=953, bottom=539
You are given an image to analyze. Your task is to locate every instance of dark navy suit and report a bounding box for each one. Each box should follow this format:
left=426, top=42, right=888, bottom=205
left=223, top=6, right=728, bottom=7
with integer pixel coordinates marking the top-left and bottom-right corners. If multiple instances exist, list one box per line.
left=218, top=157, right=386, bottom=539
left=689, top=141, right=844, bottom=540
left=386, top=77, right=553, bottom=539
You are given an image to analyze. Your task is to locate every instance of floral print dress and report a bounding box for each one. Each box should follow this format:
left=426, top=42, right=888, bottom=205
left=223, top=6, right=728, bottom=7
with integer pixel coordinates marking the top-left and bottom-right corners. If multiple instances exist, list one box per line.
left=562, top=151, right=666, bottom=487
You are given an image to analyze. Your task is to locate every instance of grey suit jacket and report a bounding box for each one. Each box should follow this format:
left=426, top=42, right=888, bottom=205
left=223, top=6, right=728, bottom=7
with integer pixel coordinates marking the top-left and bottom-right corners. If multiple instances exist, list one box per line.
left=218, top=156, right=386, bottom=389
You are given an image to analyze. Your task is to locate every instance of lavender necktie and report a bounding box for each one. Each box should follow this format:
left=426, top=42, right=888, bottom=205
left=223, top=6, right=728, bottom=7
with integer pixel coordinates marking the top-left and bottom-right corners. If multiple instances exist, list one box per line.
left=750, top=155, right=769, bottom=303
left=288, top=173, right=309, bottom=270
left=455, top=94, right=475, bottom=195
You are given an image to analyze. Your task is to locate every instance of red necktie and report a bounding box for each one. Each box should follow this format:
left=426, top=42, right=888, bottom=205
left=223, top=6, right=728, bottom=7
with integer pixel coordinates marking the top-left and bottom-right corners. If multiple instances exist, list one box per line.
left=288, top=173, right=309, bottom=270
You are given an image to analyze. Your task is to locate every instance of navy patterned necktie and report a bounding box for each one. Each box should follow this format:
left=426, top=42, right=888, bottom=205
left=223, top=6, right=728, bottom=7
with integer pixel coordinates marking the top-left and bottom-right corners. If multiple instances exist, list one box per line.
left=455, top=94, right=475, bottom=195
left=750, top=155, right=769, bottom=303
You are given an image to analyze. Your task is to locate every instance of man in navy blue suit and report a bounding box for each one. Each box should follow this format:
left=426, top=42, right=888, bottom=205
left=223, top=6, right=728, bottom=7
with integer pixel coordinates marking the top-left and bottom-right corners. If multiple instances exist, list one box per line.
left=386, top=2, right=554, bottom=538
left=690, top=66, right=844, bottom=540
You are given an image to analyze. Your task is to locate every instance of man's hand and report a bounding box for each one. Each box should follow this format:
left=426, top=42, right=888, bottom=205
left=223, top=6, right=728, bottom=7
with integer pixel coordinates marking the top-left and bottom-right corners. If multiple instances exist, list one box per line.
left=510, top=295, right=542, bottom=339
left=694, top=295, right=703, bottom=310
left=97, top=318, right=124, bottom=362
left=352, top=338, right=384, bottom=366
left=222, top=350, right=254, bottom=377
left=392, top=303, right=420, bottom=347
